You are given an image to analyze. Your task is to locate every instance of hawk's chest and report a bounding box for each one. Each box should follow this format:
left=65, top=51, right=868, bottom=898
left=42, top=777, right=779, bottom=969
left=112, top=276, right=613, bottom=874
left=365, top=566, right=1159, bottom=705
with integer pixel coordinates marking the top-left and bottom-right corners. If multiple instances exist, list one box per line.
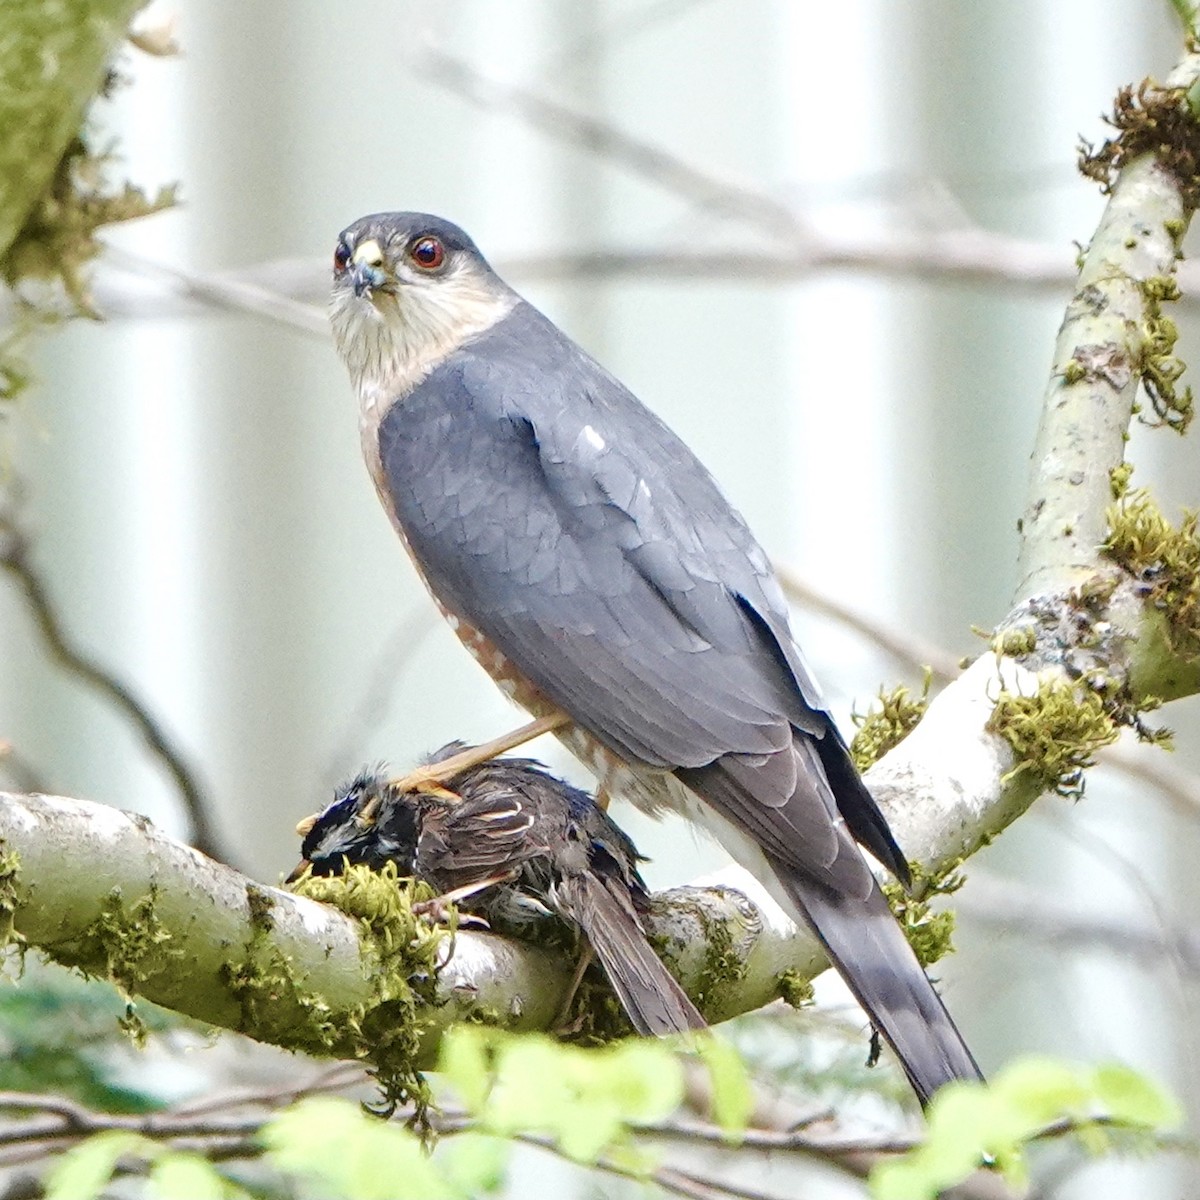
left=361, top=400, right=558, bottom=718
left=360, top=390, right=670, bottom=803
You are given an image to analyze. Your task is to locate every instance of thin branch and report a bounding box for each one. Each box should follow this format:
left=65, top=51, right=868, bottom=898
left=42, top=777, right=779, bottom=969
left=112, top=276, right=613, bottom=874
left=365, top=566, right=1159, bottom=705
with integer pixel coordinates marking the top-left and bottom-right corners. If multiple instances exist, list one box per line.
left=0, top=503, right=225, bottom=862
left=775, top=566, right=962, bottom=684
left=102, top=245, right=328, bottom=338
left=86, top=232, right=1200, bottom=324
left=958, top=871, right=1200, bottom=973
left=1100, top=739, right=1200, bottom=818
left=415, top=51, right=804, bottom=239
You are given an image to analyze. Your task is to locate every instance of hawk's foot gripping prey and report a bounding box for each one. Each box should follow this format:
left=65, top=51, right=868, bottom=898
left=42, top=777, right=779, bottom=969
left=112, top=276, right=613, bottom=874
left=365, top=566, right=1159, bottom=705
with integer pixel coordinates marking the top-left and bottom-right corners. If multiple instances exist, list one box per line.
left=293, top=713, right=571, bottom=835
left=292, top=747, right=707, bottom=1038
left=330, top=211, right=983, bottom=1106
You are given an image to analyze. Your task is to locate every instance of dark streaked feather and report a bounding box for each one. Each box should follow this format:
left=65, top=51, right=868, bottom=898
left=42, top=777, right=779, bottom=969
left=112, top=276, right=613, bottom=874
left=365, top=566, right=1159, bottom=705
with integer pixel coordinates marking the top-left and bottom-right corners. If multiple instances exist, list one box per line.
left=556, top=872, right=706, bottom=1037
left=299, top=751, right=706, bottom=1038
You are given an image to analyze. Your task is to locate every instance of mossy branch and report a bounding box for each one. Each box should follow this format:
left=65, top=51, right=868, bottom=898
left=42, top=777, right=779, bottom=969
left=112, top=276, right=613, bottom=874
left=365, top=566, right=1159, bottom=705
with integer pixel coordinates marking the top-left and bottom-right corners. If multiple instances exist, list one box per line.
left=0, top=0, right=150, bottom=265
left=865, top=40, right=1200, bottom=875
left=0, top=792, right=832, bottom=1075
left=1018, top=55, right=1200, bottom=601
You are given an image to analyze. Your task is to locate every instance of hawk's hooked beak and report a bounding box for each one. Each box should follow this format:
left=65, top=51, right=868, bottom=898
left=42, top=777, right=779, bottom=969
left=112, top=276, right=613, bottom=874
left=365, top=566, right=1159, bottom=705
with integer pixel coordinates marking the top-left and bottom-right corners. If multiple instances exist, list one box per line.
left=350, top=239, right=387, bottom=299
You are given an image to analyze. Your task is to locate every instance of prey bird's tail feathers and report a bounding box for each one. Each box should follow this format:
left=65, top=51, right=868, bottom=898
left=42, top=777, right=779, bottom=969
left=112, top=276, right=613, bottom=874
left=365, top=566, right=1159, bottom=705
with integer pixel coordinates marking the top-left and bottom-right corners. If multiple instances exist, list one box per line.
left=557, top=872, right=707, bottom=1037
left=776, top=864, right=983, bottom=1107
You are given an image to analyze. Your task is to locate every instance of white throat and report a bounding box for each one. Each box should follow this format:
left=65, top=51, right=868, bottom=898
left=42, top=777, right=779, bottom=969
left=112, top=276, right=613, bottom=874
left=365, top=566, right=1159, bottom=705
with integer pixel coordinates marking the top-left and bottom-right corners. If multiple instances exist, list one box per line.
left=329, top=265, right=518, bottom=514
left=330, top=269, right=517, bottom=421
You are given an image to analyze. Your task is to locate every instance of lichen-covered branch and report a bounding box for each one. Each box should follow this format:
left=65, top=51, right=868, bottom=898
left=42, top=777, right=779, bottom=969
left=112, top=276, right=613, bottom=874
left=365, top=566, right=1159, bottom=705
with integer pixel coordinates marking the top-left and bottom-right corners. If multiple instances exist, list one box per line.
left=861, top=41, right=1200, bottom=880
left=1018, top=58, right=1200, bottom=600
left=0, top=791, right=819, bottom=1071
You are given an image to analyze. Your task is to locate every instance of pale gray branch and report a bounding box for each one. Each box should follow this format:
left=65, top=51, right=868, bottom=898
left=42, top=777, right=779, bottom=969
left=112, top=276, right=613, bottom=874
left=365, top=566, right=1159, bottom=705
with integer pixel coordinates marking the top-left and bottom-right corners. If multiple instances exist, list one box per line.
left=0, top=791, right=813, bottom=1064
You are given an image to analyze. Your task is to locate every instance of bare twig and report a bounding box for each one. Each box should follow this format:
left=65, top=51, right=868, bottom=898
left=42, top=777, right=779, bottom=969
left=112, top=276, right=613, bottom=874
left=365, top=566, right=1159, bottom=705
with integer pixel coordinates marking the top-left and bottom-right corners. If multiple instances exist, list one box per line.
left=415, top=51, right=804, bottom=239
left=0, top=505, right=225, bottom=861
left=87, top=232, right=1200, bottom=323
left=102, top=245, right=328, bottom=338
left=775, top=566, right=962, bottom=684
left=958, top=870, right=1200, bottom=972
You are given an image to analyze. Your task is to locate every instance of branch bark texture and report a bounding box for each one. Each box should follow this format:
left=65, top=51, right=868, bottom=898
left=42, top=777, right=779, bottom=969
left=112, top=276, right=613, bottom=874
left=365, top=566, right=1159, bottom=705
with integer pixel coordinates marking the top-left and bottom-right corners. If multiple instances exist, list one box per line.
left=0, top=791, right=814, bottom=1066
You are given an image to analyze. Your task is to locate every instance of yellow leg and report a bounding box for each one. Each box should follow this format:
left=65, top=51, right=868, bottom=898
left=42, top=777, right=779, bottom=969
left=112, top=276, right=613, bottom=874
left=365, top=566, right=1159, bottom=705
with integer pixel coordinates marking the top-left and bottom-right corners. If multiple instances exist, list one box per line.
left=554, top=945, right=596, bottom=1029
left=365, top=712, right=572, bottom=818
left=292, top=711, right=572, bottom=836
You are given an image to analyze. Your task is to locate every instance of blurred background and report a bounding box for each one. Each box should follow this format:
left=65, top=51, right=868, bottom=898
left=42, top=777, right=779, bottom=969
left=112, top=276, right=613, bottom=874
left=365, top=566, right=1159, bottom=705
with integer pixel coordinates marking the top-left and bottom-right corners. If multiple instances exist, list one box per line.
left=2, top=1, right=1198, bottom=1195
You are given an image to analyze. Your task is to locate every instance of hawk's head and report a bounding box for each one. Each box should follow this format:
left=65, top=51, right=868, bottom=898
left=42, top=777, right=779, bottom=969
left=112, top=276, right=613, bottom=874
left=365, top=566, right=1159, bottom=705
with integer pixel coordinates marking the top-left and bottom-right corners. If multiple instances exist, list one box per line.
left=329, top=212, right=516, bottom=396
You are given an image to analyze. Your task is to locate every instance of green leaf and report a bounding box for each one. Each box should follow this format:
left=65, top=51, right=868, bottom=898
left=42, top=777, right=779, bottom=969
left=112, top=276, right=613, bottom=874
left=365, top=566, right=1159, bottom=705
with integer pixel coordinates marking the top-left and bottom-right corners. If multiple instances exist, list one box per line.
left=871, top=1057, right=1184, bottom=1200
left=993, top=1056, right=1092, bottom=1128
left=263, top=1096, right=459, bottom=1200
left=444, top=1133, right=508, bottom=1194
left=1092, top=1063, right=1183, bottom=1128
left=695, top=1036, right=753, bottom=1137
left=147, top=1153, right=231, bottom=1200
left=594, top=1040, right=684, bottom=1124
left=439, top=1025, right=494, bottom=1113
left=45, top=1131, right=152, bottom=1200
left=873, top=1083, right=1014, bottom=1200
left=447, top=1031, right=683, bottom=1164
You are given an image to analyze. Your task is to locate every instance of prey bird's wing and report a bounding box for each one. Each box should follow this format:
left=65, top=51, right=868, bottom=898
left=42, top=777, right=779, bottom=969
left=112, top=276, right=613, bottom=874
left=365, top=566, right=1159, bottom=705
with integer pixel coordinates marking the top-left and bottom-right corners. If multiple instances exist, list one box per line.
left=417, top=787, right=543, bottom=892
left=380, top=303, right=903, bottom=894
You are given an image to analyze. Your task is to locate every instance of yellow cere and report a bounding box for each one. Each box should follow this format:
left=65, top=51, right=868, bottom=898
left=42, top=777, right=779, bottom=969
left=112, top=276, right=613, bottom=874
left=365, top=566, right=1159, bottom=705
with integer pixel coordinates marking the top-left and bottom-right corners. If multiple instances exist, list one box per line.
left=353, top=239, right=384, bottom=267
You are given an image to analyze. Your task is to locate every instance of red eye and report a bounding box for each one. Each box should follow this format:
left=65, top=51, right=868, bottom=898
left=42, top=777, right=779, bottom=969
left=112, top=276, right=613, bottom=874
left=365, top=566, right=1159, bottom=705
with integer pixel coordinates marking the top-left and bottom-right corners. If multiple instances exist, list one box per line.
left=410, top=236, right=445, bottom=270
left=333, top=241, right=351, bottom=272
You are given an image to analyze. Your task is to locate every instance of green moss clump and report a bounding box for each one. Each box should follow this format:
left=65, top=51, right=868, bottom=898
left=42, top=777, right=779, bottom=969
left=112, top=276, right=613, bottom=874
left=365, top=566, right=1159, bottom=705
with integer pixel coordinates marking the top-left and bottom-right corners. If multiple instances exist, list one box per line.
left=291, top=864, right=445, bottom=1116
left=987, top=679, right=1119, bottom=801
left=1137, top=276, right=1193, bottom=433
left=81, top=888, right=183, bottom=996
left=219, top=884, right=344, bottom=1063
left=1109, top=462, right=1135, bottom=500
left=850, top=674, right=932, bottom=773
left=993, top=626, right=1038, bottom=658
left=70, top=888, right=184, bottom=1044
left=1103, top=488, right=1200, bottom=660
left=0, top=842, right=21, bottom=948
left=1078, top=81, right=1200, bottom=208
left=776, top=968, right=814, bottom=1009
left=691, top=907, right=748, bottom=1015
left=562, top=973, right=635, bottom=1046
left=1, top=132, right=177, bottom=318
left=883, top=865, right=964, bottom=969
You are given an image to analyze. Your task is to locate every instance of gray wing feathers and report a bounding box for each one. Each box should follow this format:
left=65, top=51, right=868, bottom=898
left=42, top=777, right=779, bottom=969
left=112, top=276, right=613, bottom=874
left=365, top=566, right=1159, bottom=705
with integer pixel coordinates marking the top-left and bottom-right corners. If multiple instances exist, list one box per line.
left=775, top=864, right=983, bottom=1106
left=381, top=307, right=820, bottom=768
left=378, top=301, right=901, bottom=879
left=375, top=300, right=974, bottom=1099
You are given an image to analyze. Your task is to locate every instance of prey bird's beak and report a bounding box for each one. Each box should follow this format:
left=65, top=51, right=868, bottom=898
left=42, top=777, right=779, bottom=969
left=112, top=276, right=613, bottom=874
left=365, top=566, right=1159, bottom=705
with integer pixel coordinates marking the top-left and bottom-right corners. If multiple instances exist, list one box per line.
left=286, top=859, right=311, bottom=884
left=350, top=239, right=387, bottom=299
